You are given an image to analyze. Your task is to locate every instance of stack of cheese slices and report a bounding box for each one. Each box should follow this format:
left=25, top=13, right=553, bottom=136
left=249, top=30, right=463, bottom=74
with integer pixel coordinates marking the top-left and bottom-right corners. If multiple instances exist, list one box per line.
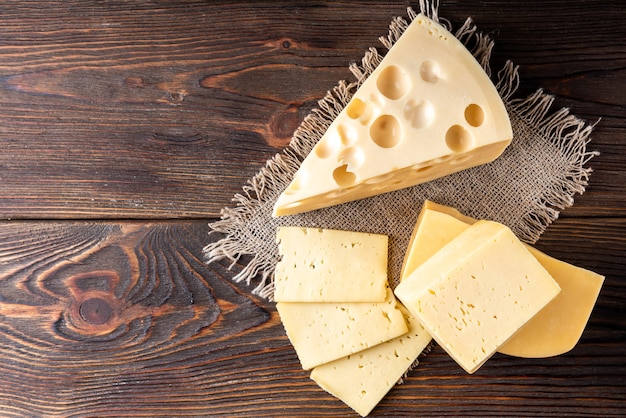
left=274, top=201, right=603, bottom=416
left=271, top=13, right=604, bottom=417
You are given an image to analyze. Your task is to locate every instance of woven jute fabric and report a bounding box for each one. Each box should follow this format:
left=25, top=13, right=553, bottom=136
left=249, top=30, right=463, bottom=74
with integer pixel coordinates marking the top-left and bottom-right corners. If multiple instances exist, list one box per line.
left=204, top=2, right=597, bottom=300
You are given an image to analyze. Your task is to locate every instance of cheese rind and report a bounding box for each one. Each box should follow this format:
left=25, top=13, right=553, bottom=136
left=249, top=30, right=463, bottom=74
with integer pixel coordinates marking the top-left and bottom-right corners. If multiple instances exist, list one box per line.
left=274, top=227, right=388, bottom=302
left=276, top=288, right=408, bottom=370
left=310, top=304, right=430, bottom=417
left=406, top=201, right=605, bottom=358
left=273, top=14, right=512, bottom=217
left=394, top=220, right=560, bottom=373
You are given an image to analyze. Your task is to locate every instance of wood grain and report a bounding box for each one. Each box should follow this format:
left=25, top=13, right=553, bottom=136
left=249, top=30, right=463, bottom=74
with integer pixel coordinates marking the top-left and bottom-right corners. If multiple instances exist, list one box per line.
left=0, top=218, right=623, bottom=416
left=0, top=0, right=623, bottom=218
left=0, top=1, right=624, bottom=416
left=0, top=221, right=275, bottom=416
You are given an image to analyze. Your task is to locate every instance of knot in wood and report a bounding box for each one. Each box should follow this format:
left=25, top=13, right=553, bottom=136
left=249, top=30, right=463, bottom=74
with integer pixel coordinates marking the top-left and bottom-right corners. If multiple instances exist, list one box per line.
left=79, top=297, right=113, bottom=325
left=268, top=105, right=300, bottom=147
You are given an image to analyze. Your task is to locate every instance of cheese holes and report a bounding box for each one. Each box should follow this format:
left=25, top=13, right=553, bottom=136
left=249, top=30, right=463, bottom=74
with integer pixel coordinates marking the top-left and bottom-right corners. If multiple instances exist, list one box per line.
left=315, top=137, right=338, bottom=159
left=370, top=115, right=402, bottom=148
left=337, top=146, right=365, bottom=170
left=420, top=60, right=441, bottom=83
left=333, top=164, right=356, bottom=188
left=465, top=104, right=485, bottom=127
left=338, top=124, right=357, bottom=146
left=413, top=163, right=433, bottom=173
left=326, top=188, right=349, bottom=198
left=315, top=124, right=356, bottom=158
left=445, top=125, right=474, bottom=153
left=346, top=98, right=372, bottom=124
left=404, top=99, right=435, bottom=129
left=363, top=172, right=395, bottom=185
left=377, top=65, right=410, bottom=100
left=283, top=173, right=304, bottom=195
left=450, top=153, right=473, bottom=165
left=346, top=98, right=366, bottom=119
left=433, top=155, right=454, bottom=163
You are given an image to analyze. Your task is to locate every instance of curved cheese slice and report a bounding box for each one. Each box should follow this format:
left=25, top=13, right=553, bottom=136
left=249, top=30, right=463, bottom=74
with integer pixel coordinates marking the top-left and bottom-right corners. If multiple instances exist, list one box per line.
left=402, top=200, right=604, bottom=358
left=273, top=14, right=512, bottom=217
left=497, top=248, right=604, bottom=358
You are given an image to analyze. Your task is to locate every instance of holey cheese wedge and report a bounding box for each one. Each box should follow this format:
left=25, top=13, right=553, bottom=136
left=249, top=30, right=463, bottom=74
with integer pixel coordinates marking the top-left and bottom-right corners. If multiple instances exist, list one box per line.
left=273, top=14, right=512, bottom=216
left=395, top=220, right=560, bottom=374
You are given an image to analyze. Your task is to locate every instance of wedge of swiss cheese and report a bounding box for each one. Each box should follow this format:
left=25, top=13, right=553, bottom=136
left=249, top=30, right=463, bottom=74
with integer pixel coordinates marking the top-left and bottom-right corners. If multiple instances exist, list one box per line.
left=273, top=14, right=512, bottom=217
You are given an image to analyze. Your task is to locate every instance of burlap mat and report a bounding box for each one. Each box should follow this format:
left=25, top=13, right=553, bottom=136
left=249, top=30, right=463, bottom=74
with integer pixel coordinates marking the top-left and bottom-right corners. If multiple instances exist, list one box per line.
left=204, top=2, right=597, bottom=300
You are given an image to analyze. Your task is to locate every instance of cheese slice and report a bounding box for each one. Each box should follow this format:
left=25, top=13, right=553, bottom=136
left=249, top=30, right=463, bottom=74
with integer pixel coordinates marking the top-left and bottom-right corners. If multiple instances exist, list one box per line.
left=405, top=200, right=605, bottom=358
left=273, top=14, right=512, bottom=216
left=310, top=304, right=431, bottom=417
left=400, top=201, right=474, bottom=280
left=274, top=227, right=388, bottom=302
left=394, top=220, right=560, bottom=373
left=276, top=288, right=408, bottom=370
left=498, top=247, right=604, bottom=357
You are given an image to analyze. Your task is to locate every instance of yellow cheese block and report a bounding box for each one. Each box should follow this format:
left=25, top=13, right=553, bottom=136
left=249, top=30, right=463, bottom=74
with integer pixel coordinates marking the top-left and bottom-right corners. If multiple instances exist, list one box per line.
left=404, top=200, right=604, bottom=358
left=276, top=288, right=408, bottom=370
left=310, top=304, right=431, bottom=417
left=273, top=14, right=512, bottom=217
left=395, top=220, right=561, bottom=373
left=274, top=227, right=388, bottom=302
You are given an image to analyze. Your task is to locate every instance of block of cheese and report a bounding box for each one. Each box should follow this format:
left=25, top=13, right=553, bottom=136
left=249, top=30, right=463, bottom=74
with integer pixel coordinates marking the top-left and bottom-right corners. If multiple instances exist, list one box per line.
left=276, top=288, right=408, bottom=370
left=274, top=227, right=388, bottom=302
left=310, top=304, right=431, bottom=417
left=394, top=220, right=560, bottom=373
left=404, top=200, right=605, bottom=358
left=273, top=14, right=512, bottom=216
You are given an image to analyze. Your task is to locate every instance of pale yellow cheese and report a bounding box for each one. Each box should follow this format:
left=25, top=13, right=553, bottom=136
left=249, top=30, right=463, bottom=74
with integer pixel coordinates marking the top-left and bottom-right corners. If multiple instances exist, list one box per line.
left=405, top=200, right=605, bottom=358
left=400, top=201, right=473, bottom=280
left=276, top=288, right=408, bottom=370
left=273, top=14, right=512, bottom=217
left=274, top=227, right=388, bottom=302
left=498, top=247, right=604, bottom=357
left=310, top=304, right=431, bottom=417
left=394, top=220, right=560, bottom=373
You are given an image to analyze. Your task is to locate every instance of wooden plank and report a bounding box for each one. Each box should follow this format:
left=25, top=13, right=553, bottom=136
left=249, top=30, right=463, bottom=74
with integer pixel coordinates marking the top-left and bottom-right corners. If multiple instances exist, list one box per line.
left=0, top=1, right=624, bottom=415
left=0, top=218, right=623, bottom=416
left=0, top=0, right=623, bottom=218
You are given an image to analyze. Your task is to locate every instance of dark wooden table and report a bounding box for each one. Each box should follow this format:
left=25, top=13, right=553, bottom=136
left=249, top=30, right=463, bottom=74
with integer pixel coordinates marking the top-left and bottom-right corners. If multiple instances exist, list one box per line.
left=0, top=1, right=624, bottom=416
